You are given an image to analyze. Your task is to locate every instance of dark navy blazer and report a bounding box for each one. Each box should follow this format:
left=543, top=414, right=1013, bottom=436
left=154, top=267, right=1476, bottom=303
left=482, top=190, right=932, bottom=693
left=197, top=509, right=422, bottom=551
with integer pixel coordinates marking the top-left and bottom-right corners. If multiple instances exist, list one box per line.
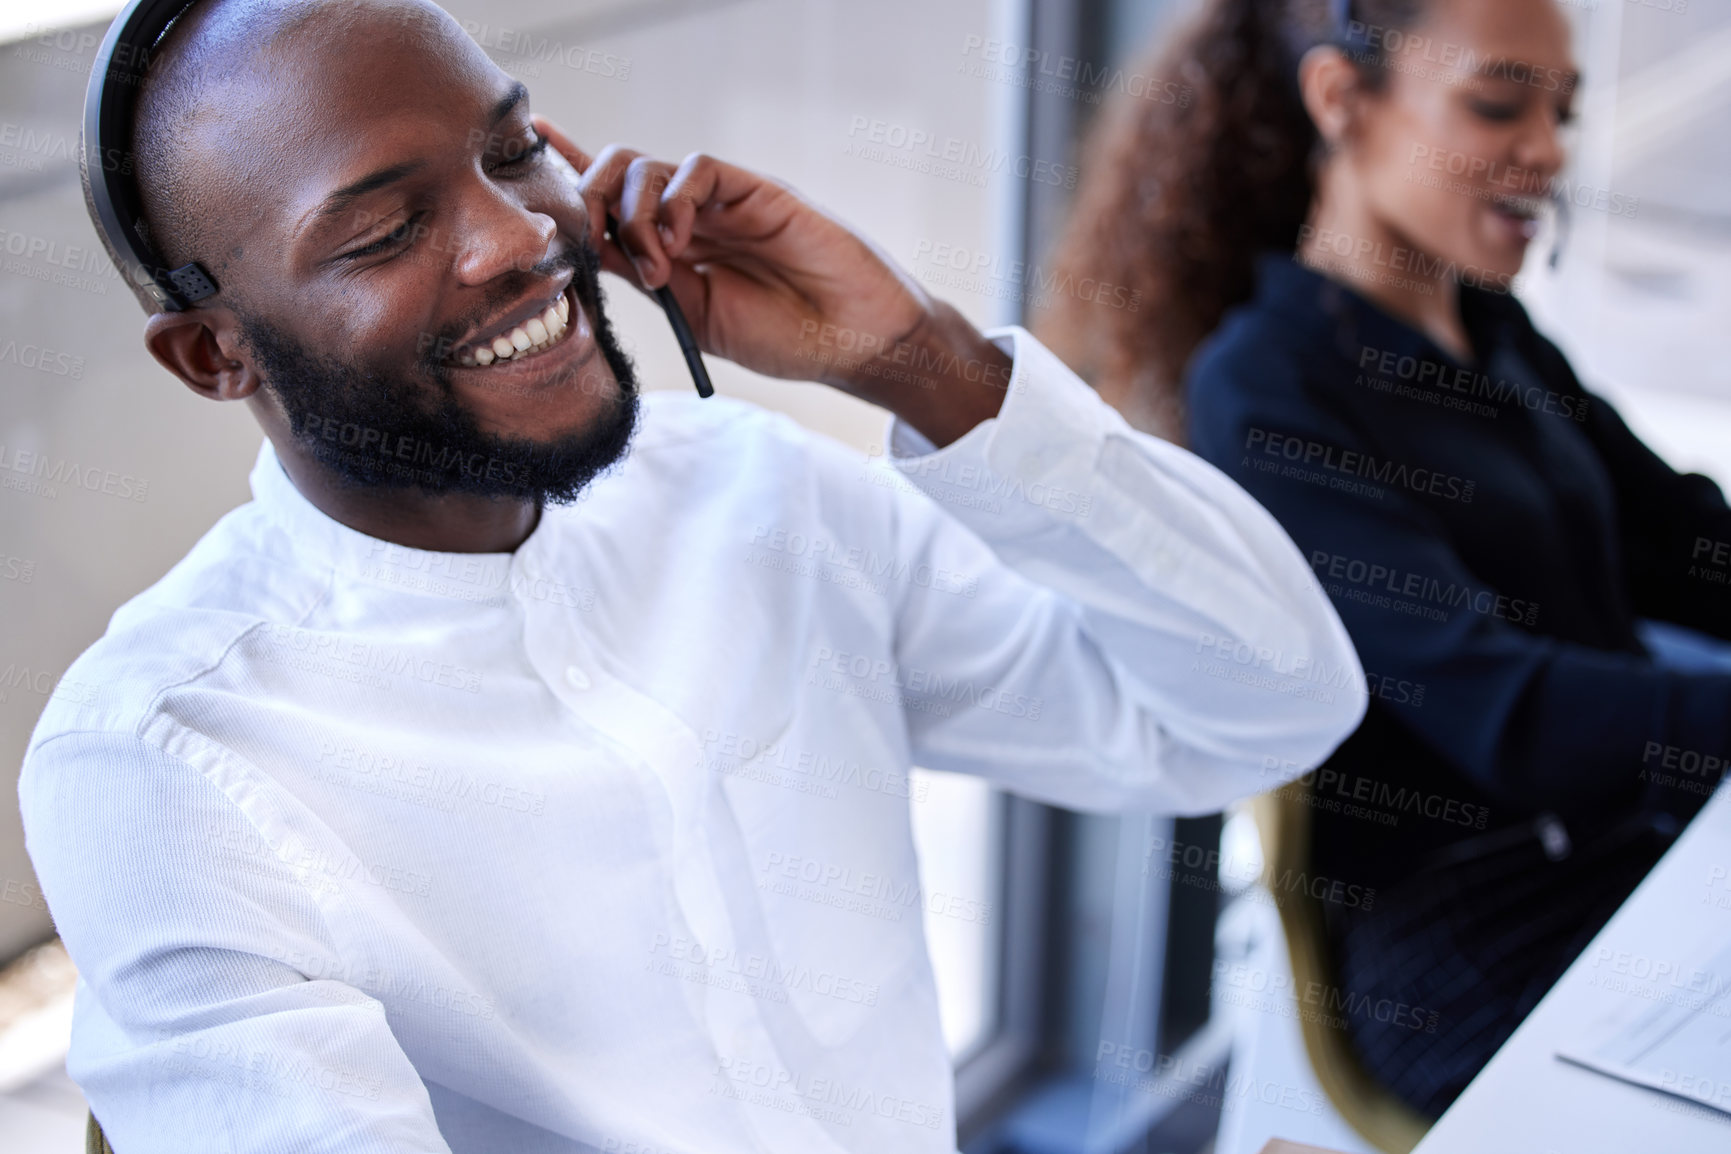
left=1184, top=253, right=1731, bottom=1113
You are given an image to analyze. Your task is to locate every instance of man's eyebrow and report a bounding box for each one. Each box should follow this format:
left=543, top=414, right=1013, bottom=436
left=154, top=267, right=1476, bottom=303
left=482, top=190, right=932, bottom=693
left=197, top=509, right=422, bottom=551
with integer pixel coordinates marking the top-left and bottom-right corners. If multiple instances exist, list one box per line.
left=304, top=160, right=429, bottom=236
left=299, top=83, right=532, bottom=240
left=490, top=81, right=530, bottom=126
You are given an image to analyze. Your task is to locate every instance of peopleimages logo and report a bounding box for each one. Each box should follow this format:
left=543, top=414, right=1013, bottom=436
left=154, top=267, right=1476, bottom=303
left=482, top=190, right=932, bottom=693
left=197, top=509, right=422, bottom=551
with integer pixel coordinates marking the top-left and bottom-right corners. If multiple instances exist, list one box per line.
left=1691, top=537, right=1729, bottom=587
left=1309, top=548, right=1539, bottom=627
left=1214, top=959, right=1442, bottom=1034
left=1244, top=427, right=1476, bottom=505
left=712, top=1055, right=946, bottom=1130
left=957, top=35, right=1191, bottom=109
left=912, top=240, right=1141, bottom=313
left=300, top=412, right=530, bottom=488
left=0, top=444, right=148, bottom=502
left=844, top=116, right=1078, bottom=189
left=0, top=121, right=130, bottom=175
left=1343, top=21, right=1576, bottom=94
left=1640, top=741, right=1727, bottom=799
left=1297, top=224, right=1520, bottom=295
left=759, top=850, right=992, bottom=926
left=1141, top=832, right=1376, bottom=911
left=1406, top=144, right=1639, bottom=219
left=1264, top=756, right=1491, bottom=831
left=698, top=728, right=929, bottom=803
left=457, top=21, right=632, bottom=79
left=648, top=934, right=880, bottom=1007
left=809, top=646, right=1044, bottom=721
left=1358, top=346, right=1589, bottom=422
left=748, top=524, right=978, bottom=598
left=0, top=338, right=85, bottom=379
left=1093, top=1043, right=1325, bottom=1116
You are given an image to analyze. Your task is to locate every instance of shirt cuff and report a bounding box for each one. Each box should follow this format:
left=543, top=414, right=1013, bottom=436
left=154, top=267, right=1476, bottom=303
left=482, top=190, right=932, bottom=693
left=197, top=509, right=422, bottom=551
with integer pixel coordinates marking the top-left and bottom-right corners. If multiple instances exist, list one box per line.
left=884, top=325, right=1122, bottom=533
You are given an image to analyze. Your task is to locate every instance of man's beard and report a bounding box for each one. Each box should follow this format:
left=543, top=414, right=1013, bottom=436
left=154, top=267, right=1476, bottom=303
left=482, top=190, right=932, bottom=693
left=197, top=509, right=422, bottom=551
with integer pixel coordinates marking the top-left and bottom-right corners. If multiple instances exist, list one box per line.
left=241, top=239, right=640, bottom=505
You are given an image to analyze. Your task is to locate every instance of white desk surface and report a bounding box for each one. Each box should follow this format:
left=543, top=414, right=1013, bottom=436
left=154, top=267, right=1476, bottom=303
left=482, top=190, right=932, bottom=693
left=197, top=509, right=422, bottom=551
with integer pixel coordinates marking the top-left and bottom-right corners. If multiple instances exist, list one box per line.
left=1415, top=785, right=1731, bottom=1152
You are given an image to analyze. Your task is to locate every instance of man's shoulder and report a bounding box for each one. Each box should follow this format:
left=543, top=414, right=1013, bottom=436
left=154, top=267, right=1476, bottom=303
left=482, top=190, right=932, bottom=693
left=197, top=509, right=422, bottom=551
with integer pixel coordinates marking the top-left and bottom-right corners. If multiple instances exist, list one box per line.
left=25, top=505, right=316, bottom=762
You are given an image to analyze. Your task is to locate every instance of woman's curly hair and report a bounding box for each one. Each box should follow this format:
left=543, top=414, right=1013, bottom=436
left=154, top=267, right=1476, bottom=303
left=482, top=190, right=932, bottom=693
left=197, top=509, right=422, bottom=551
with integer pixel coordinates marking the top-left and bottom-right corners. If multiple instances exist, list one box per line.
left=1035, top=0, right=1426, bottom=440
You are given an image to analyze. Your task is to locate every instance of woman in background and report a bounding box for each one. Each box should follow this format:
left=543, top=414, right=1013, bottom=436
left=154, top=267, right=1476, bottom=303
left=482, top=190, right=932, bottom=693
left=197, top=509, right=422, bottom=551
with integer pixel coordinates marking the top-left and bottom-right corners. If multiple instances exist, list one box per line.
left=1043, top=0, right=1731, bottom=1119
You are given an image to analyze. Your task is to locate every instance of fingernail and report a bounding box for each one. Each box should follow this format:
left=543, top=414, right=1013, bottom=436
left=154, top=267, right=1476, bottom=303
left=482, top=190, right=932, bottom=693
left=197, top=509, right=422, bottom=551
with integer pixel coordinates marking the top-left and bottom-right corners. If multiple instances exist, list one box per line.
left=657, top=224, right=675, bottom=248
left=630, top=254, right=652, bottom=285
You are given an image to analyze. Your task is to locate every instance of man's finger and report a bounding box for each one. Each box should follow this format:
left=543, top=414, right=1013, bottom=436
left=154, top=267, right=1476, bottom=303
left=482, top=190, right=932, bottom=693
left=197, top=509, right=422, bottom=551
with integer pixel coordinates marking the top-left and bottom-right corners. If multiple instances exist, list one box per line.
left=594, top=239, right=638, bottom=286
left=578, top=144, right=651, bottom=256
left=661, top=152, right=788, bottom=252
left=530, top=115, right=592, bottom=174
left=618, top=155, right=677, bottom=288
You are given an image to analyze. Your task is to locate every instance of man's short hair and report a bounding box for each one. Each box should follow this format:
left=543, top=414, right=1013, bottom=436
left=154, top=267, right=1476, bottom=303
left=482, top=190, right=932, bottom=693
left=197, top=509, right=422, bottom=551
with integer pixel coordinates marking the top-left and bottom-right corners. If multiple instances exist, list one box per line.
left=125, top=0, right=440, bottom=289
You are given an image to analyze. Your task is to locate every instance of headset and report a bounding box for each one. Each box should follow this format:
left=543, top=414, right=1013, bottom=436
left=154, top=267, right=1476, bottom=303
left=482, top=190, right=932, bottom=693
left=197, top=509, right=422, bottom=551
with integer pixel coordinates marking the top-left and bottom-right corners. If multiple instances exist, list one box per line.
left=82, top=0, right=214, bottom=314
left=1328, top=0, right=1378, bottom=58
left=81, top=0, right=717, bottom=392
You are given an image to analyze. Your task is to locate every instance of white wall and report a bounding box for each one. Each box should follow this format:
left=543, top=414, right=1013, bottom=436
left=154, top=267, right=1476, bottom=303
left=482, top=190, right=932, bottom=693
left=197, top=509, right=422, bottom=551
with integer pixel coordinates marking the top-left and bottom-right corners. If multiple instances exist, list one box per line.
left=1521, top=0, right=1731, bottom=493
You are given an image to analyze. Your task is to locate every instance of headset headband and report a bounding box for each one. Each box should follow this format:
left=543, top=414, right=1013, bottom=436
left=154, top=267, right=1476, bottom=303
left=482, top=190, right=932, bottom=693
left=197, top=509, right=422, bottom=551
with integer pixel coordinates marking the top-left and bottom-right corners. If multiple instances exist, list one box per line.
left=82, top=0, right=218, bottom=313
left=1328, top=0, right=1378, bottom=57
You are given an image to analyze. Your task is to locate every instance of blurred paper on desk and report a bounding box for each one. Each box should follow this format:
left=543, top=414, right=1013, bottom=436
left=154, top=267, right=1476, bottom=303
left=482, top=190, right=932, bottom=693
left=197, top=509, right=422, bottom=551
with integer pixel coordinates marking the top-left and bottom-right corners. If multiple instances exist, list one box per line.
left=1557, top=931, right=1731, bottom=1116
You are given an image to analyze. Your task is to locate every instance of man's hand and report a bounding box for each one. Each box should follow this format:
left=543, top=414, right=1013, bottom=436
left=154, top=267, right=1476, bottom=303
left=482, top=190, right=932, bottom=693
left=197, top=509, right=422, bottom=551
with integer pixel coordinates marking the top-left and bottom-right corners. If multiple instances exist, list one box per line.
left=532, top=117, right=1013, bottom=448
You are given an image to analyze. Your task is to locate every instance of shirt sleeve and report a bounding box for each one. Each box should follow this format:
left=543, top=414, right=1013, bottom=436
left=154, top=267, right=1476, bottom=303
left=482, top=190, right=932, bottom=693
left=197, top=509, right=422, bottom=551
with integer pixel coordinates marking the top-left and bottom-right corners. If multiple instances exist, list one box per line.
left=1184, top=364, right=1731, bottom=824
left=19, top=731, right=452, bottom=1154
left=866, top=326, right=1367, bottom=814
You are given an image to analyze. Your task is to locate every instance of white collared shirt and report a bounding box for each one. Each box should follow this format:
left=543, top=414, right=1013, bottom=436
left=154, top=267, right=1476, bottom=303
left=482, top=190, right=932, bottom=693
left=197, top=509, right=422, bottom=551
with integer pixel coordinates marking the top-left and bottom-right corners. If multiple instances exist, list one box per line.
left=20, top=328, right=1364, bottom=1154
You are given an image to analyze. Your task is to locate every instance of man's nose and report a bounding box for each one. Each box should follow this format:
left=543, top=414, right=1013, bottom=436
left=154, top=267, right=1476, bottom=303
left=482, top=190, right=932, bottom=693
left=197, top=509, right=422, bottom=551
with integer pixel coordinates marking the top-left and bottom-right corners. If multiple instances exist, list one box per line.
left=450, top=186, right=558, bottom=284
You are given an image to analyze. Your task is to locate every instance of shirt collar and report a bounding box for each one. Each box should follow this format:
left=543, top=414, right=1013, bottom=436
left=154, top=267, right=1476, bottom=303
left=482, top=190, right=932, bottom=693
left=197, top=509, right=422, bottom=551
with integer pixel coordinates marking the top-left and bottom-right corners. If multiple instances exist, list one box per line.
left=247, top=439, right=553, bottom=601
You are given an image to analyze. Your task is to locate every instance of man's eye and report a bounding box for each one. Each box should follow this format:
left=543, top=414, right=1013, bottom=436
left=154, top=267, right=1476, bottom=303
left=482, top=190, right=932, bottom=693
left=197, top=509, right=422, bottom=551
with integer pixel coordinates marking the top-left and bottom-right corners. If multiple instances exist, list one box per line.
left=491, top=133, right=549, bottom=173
left=347, top=214, right=422, bottom=260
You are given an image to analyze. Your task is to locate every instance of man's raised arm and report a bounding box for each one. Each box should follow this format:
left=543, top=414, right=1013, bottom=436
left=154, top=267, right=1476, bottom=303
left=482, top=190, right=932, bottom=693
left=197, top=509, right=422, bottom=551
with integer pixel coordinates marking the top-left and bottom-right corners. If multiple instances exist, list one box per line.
left=865, top=327, right=1367, bottom=811
left=550, top=127, right=1368, bottom=808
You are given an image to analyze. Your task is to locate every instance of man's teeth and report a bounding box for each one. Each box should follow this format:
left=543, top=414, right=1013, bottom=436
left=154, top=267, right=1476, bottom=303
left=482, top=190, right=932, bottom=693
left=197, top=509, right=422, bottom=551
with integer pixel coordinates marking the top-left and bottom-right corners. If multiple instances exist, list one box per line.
left=457, top=293, right=572, bottom=367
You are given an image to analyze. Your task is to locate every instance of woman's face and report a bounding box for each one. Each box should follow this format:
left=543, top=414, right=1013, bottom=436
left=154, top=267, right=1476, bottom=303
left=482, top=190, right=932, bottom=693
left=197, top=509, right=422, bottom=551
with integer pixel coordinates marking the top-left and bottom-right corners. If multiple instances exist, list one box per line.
left=1342, top=0, right=1579, bottom=282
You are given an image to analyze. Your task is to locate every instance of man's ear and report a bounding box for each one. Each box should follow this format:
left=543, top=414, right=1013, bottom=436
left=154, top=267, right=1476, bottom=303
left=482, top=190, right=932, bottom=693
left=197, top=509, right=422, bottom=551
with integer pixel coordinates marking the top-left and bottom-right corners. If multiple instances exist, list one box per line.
left=1297, top=44, right=1360, bottom=150
left=142, top=307, right=263, bottom=402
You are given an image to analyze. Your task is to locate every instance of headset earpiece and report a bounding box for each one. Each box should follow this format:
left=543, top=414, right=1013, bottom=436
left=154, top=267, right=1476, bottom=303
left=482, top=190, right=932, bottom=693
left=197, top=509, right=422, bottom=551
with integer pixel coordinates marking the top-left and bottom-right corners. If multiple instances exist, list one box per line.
left=82, top=0, right=220, bottom=313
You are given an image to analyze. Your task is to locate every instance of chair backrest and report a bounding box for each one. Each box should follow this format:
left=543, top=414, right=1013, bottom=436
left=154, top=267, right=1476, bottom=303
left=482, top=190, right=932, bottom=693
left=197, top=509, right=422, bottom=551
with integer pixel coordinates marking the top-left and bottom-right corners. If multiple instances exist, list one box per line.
left=1251, top=782, right=1431, bottom=1154
left=87, top=1110, right=115, bottom=1154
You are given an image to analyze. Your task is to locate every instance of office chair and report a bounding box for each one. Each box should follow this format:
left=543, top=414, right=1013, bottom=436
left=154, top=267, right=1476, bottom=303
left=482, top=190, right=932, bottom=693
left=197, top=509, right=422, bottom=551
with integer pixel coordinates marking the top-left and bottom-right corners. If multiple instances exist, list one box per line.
left=1250, top=782, right=1432, bottom=1154
left=86, top=1111, right=115, bottom=1154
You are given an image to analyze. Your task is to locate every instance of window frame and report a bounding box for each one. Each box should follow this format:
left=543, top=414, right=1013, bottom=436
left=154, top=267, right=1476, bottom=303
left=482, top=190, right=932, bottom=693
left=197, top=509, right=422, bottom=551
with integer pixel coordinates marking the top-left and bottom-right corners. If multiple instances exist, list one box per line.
left=953, top=2, right=1234, bottom=1149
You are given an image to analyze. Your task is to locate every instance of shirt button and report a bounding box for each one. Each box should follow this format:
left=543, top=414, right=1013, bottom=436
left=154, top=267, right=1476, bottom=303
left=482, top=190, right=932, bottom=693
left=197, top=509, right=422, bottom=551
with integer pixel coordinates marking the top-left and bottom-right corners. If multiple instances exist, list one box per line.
left=564, top=665, right=591, bottom=691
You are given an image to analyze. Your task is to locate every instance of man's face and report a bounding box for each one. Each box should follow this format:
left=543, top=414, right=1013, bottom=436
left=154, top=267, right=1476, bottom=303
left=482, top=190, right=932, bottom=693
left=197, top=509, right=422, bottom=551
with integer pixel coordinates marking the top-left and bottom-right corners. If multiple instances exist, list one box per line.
left=181, top=0, right=637, bottom=500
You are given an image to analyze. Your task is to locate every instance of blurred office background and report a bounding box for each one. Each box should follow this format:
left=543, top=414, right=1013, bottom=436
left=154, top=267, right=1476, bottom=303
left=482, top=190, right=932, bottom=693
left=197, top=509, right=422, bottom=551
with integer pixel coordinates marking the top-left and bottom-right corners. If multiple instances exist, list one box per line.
left=1, top=1, right=1727, bottom=1151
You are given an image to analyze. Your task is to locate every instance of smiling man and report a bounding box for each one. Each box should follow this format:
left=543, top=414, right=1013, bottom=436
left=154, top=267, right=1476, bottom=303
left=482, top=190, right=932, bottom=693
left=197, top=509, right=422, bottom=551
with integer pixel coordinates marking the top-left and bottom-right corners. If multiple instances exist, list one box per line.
left=21, top=2, right=1365, bottom=1152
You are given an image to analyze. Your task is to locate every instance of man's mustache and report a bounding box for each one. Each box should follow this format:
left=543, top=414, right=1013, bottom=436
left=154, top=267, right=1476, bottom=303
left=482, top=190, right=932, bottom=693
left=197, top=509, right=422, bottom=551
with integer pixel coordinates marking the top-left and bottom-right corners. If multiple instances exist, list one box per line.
left=421, top=238, right=604, bottom=374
